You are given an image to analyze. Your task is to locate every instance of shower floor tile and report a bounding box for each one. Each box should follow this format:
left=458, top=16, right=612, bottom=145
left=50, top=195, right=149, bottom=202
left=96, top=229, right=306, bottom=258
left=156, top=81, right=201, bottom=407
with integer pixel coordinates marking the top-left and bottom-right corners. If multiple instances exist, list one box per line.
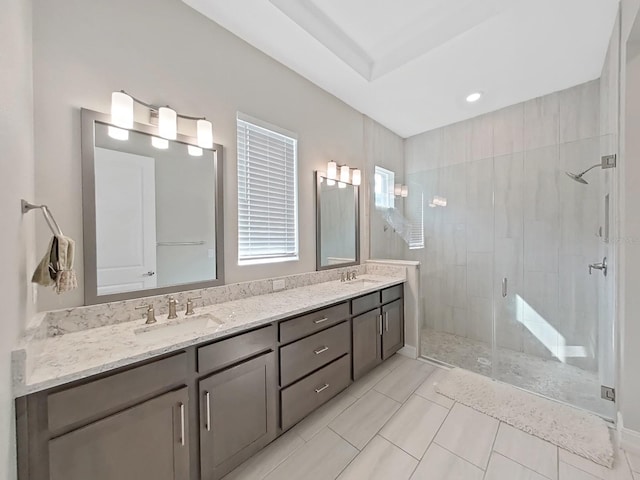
left=421, top=329, right=614, bottom=419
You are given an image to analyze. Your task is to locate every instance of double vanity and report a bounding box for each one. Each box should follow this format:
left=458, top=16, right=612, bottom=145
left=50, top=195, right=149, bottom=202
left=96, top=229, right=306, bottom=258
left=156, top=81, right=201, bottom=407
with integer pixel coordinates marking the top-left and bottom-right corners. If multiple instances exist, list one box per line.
left=14, top=268, right=406, bottom=480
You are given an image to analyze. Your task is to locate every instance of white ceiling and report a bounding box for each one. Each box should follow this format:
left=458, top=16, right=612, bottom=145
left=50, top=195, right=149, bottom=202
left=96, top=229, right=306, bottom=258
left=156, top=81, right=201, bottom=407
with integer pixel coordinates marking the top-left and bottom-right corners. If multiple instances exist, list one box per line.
left=183, top=0, right=619, bottom=138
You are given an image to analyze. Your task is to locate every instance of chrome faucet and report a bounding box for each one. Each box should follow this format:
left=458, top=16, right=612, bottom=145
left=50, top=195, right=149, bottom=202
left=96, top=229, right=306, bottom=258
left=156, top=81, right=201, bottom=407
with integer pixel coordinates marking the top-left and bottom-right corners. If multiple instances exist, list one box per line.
left=340, top=271, right=346, bottom=282
left=349, top=270, right=357, bottom=280
left=167, top=296, right=179, bottom=319
left=135, top=304, right=157, bottom=324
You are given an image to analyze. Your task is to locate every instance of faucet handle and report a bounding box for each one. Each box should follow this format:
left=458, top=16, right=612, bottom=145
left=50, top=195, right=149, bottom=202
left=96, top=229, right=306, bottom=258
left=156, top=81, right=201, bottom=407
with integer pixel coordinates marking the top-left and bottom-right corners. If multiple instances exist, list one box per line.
left=351, top=270, right=357, bottom=280
left=135, top=304, right=157, bottom=324
left=167, top=295, right=179, bottom=319
left=185, top=296, right=202, bottom=316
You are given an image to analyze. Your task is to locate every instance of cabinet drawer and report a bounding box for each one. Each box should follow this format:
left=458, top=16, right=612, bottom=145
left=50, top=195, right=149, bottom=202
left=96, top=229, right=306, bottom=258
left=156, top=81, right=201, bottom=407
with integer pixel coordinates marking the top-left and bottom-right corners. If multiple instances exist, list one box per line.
left=351, top=291, right=380, bottom=316
left=47, top=352, right=188, bottom=433
left=279, top=302, right=349, bottom=344
left=198, top=325, right=275, bottom=374
left=281, top=354, right=351, bottom=430
left=280, top=321, right=350, bottom=386
left=381, top=284, right=403, bottom=304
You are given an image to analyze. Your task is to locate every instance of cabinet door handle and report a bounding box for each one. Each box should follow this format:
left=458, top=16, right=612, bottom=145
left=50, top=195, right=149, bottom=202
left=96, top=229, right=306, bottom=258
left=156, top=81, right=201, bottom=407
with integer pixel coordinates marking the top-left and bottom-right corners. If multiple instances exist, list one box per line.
left=204, top=391, right=211, bottom=432
left=179, top=402, right=186, bottom=446
left=314, top=346, right=329, bottom=355
left=315, top=383, right=330, bottom=393
left=379, top=314, right=383, bottom=336
left=385, top=311, right=389, bottom=332
left=313, top=317, right=329, bottom=324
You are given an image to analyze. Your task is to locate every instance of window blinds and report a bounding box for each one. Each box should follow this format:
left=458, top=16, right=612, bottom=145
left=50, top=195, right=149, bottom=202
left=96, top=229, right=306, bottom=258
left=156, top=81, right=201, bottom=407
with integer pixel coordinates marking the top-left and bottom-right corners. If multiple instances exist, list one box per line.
left=237, top=118, right=298, bottom=263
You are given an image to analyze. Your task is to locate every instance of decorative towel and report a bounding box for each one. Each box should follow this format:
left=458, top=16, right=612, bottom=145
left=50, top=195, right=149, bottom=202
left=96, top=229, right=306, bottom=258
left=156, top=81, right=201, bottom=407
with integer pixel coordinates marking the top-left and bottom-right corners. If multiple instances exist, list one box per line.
left=32, top=235, right=78, bottom=294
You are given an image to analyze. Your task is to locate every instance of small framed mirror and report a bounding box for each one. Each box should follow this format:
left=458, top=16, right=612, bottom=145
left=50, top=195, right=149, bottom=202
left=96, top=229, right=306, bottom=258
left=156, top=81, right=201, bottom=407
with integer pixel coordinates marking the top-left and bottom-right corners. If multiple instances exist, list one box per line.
left=316, top=171, right=360, bottom=270
left=81, top=109, right=224, bottom=305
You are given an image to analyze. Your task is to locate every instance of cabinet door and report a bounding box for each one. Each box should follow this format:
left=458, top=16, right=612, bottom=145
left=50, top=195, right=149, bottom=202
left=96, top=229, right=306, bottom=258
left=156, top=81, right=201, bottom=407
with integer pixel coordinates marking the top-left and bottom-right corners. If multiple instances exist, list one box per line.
left=352, top=309, right=382, bottom=380
left=200, top=352, right=277, bottom=480
left=49, top=388, right=189, bottom=480
left=382, top=299, right=404, bottom=360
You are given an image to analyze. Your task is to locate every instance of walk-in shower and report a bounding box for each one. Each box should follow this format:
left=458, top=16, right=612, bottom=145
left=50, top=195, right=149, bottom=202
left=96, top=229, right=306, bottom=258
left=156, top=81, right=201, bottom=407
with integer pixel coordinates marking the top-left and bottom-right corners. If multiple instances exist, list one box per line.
left=372, top=38, right=620, bottom=418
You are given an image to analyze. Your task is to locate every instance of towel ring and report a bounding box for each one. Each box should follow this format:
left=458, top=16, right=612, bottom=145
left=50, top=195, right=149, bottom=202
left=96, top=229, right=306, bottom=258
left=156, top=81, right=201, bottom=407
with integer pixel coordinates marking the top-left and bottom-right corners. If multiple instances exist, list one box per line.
left=21, top=200, right=64, bottom=237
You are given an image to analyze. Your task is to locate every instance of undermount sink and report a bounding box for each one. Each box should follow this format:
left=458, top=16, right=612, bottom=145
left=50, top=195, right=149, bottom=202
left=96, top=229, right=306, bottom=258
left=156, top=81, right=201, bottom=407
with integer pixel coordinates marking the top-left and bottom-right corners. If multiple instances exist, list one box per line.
left=134, top=313, right=222, bottom=342
left=346, top=278, right=382, bottom=286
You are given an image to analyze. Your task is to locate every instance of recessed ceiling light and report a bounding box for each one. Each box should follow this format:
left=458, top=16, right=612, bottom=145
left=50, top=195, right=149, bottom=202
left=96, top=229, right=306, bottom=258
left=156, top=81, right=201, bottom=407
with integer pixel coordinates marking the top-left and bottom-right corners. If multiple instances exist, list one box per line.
left=466, top=92, right=482, bottom=103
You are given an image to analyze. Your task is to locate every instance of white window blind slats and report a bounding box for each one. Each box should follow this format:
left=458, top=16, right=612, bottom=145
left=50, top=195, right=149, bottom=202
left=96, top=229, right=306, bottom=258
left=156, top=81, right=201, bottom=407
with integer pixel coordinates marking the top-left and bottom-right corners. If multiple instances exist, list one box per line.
left=237, top=118, right=298, bottom=263
left=407, top=191, right=425, bottom=250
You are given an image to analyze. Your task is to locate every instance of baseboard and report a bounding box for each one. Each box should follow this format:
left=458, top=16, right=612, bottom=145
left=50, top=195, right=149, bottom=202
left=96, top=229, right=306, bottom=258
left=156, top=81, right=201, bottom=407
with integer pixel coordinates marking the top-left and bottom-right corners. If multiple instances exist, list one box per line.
left=398, top=345, right=417, bottom=359
left=620, top=427, right=640, bottom=454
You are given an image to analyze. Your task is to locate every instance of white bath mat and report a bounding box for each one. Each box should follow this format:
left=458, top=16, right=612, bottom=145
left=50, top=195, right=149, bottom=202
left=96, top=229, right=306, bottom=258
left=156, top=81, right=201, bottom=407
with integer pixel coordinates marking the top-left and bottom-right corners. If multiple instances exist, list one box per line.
left=435, top=367, right=614, bottom=468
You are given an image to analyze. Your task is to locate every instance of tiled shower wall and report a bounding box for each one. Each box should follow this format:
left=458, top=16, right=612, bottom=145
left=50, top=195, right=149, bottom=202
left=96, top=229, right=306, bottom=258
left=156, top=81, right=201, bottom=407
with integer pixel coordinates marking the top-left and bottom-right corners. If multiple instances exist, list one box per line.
left=402, top=77, right=616, bottom=372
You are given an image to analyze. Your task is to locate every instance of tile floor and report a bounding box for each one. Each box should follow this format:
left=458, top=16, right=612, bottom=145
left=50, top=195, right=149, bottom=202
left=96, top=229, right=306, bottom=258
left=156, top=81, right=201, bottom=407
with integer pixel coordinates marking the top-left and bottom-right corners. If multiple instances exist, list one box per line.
left=224, top=355, right=639, bottom=480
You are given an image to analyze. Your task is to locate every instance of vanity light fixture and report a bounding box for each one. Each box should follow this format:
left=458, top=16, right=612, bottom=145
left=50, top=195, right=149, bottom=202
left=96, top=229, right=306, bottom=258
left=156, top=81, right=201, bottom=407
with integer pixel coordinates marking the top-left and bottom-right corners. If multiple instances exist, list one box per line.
left=394, top=183, right=409, bottom=197
left=151, top=136, right=169, bottom=149
left=401, top=185, right=409, bottom=198
left=466, top=91, right=483, bottom=103
left=338, top=181, right=346, bottom=189
left=109, top=90, right=214, bottom=149
left=351, top=169, right=361, bottom=186
left=340, top=165, right=350, bottom=183
left=327, top=161, right=337, bottom=180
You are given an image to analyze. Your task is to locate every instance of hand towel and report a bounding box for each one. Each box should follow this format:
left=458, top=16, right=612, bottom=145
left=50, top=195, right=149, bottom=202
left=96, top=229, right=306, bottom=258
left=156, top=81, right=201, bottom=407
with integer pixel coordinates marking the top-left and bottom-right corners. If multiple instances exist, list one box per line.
left=32, top=235, right=78, bottom=294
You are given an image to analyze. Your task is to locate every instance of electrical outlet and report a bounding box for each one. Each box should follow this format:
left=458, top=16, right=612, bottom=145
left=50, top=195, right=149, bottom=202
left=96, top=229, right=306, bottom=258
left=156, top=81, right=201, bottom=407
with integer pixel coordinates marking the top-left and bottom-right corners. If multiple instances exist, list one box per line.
left=273, top=279, right=286, bottom=291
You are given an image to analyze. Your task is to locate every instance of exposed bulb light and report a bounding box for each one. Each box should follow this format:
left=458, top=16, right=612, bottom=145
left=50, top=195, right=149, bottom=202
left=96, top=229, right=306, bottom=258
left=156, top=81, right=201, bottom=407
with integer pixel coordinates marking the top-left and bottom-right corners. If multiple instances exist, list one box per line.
left=151, top=136, right=169, bottom=149
left=197, top=119, right=213, bottom=149
left=401, top=185, right=409, bottom=197
left=327, top=161, right=337, bottom=180
left=158, top=107, right=177, bottom=140
left=108, top=126, right=129, bottom=141
left=351, top=169, right=361, bottom=186
left=340, top=165, right=350, bottom=183
left=338, top=182, right=346, bottom=189
left=188, top=145, right=203, bottom=156
left=466, top=92, right=482, bottom=103
left=111, top=91, right=133, bottom=129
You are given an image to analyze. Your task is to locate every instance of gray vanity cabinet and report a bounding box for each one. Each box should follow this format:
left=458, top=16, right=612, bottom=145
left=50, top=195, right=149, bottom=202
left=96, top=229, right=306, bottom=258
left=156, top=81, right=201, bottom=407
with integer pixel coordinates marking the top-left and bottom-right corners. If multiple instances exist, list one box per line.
left=352, top=285, right=404, bottom=380
left=199, top=352, right=277, bottom=480
left=48, top=387, right=190, bottom=480
left=382, top=299, right=404, bottom=360
left=352, top=309, right=383, bottom=379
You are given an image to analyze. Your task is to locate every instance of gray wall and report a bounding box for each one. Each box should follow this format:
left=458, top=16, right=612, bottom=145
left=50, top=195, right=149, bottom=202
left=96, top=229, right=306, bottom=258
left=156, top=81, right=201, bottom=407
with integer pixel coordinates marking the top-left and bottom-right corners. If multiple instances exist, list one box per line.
left=0, top=0, right=35, bottom=478
left=621, top=0, right=640, bottom=435
left=32, top=0, right=384, bottom=310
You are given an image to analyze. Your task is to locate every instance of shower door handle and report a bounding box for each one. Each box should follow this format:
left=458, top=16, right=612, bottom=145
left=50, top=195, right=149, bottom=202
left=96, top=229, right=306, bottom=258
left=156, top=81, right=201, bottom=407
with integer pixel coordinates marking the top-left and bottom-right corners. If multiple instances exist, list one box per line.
left=589, top=257, right=607, bottom=277
left=501, top=278, right=508, bottom=298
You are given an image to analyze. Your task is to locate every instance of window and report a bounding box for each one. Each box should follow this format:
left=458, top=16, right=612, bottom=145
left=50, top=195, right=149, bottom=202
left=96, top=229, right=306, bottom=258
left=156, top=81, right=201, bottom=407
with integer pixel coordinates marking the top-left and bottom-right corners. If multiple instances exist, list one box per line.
left=407, top=189, right=425, bottom=250
left=374, top=166, right=395, bottom=209
left=237, top=114, right=298, bottom=264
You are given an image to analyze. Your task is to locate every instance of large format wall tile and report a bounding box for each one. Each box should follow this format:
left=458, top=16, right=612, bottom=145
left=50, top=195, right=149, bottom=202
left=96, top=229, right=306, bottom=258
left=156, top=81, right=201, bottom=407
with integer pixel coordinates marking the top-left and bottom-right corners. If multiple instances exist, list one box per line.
left=524, top=92, right=560, bottom=151
left=559, top=79, right=600, bottom=143
left=493, top=103, right=524, bottom=156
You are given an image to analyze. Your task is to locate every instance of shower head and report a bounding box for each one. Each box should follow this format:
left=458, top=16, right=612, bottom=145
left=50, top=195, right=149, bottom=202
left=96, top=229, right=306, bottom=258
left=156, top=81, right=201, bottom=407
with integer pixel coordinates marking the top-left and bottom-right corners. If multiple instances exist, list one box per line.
left=564, top=163, right=602, bottom=185
left=565, top=171, right=589, bottom=185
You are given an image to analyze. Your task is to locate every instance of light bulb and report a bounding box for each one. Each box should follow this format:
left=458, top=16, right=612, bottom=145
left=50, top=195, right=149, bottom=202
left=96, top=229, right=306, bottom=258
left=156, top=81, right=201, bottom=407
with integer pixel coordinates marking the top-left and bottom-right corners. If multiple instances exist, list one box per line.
left=188, top=145, right=203, bottom=156
left=151, top=136, right=169, bottom=149
left=340, top=165, right=350, bottom=183
left=111, top=91, right=133, bottom=129
left=197, top=119, right=213, bottom=149
left=327, top=161, right=337, bottom=180
left=351, top=169, right=361, bottom=186
left=108, top=126, right=129, bottom=141
left=158, top=107, right=177, bottom=140
left=401, top=185, right=409, bottom=197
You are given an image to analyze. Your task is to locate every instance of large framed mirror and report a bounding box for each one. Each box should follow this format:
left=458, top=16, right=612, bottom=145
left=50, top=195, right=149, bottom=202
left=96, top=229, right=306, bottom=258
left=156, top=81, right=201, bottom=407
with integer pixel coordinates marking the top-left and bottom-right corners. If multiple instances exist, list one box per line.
left=316, top=171, right=359, bottom=270
left=81, top=109, right=224, bottom=305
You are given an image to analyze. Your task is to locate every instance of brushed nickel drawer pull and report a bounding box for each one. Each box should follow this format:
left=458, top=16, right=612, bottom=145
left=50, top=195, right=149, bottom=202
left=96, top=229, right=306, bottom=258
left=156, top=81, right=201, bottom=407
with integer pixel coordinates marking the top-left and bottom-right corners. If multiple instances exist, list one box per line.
left=179, top=403, right=186, bottom=446
left=204, top=391, right=211, bottom=432
left=315, top=383, right=330, bottom=394
left=385, top=311, right=389, bottom=332
left=314, top=346, right=329, bottom=355
left=313, top=317, right=329, bottom=324
left=379, top=314, right=383, bottom=336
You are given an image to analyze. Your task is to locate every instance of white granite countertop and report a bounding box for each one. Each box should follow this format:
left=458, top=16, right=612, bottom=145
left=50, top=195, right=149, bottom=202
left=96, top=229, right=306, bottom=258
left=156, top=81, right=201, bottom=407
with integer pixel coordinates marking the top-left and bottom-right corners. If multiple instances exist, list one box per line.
left=13, top=274, right=404, bottom=396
